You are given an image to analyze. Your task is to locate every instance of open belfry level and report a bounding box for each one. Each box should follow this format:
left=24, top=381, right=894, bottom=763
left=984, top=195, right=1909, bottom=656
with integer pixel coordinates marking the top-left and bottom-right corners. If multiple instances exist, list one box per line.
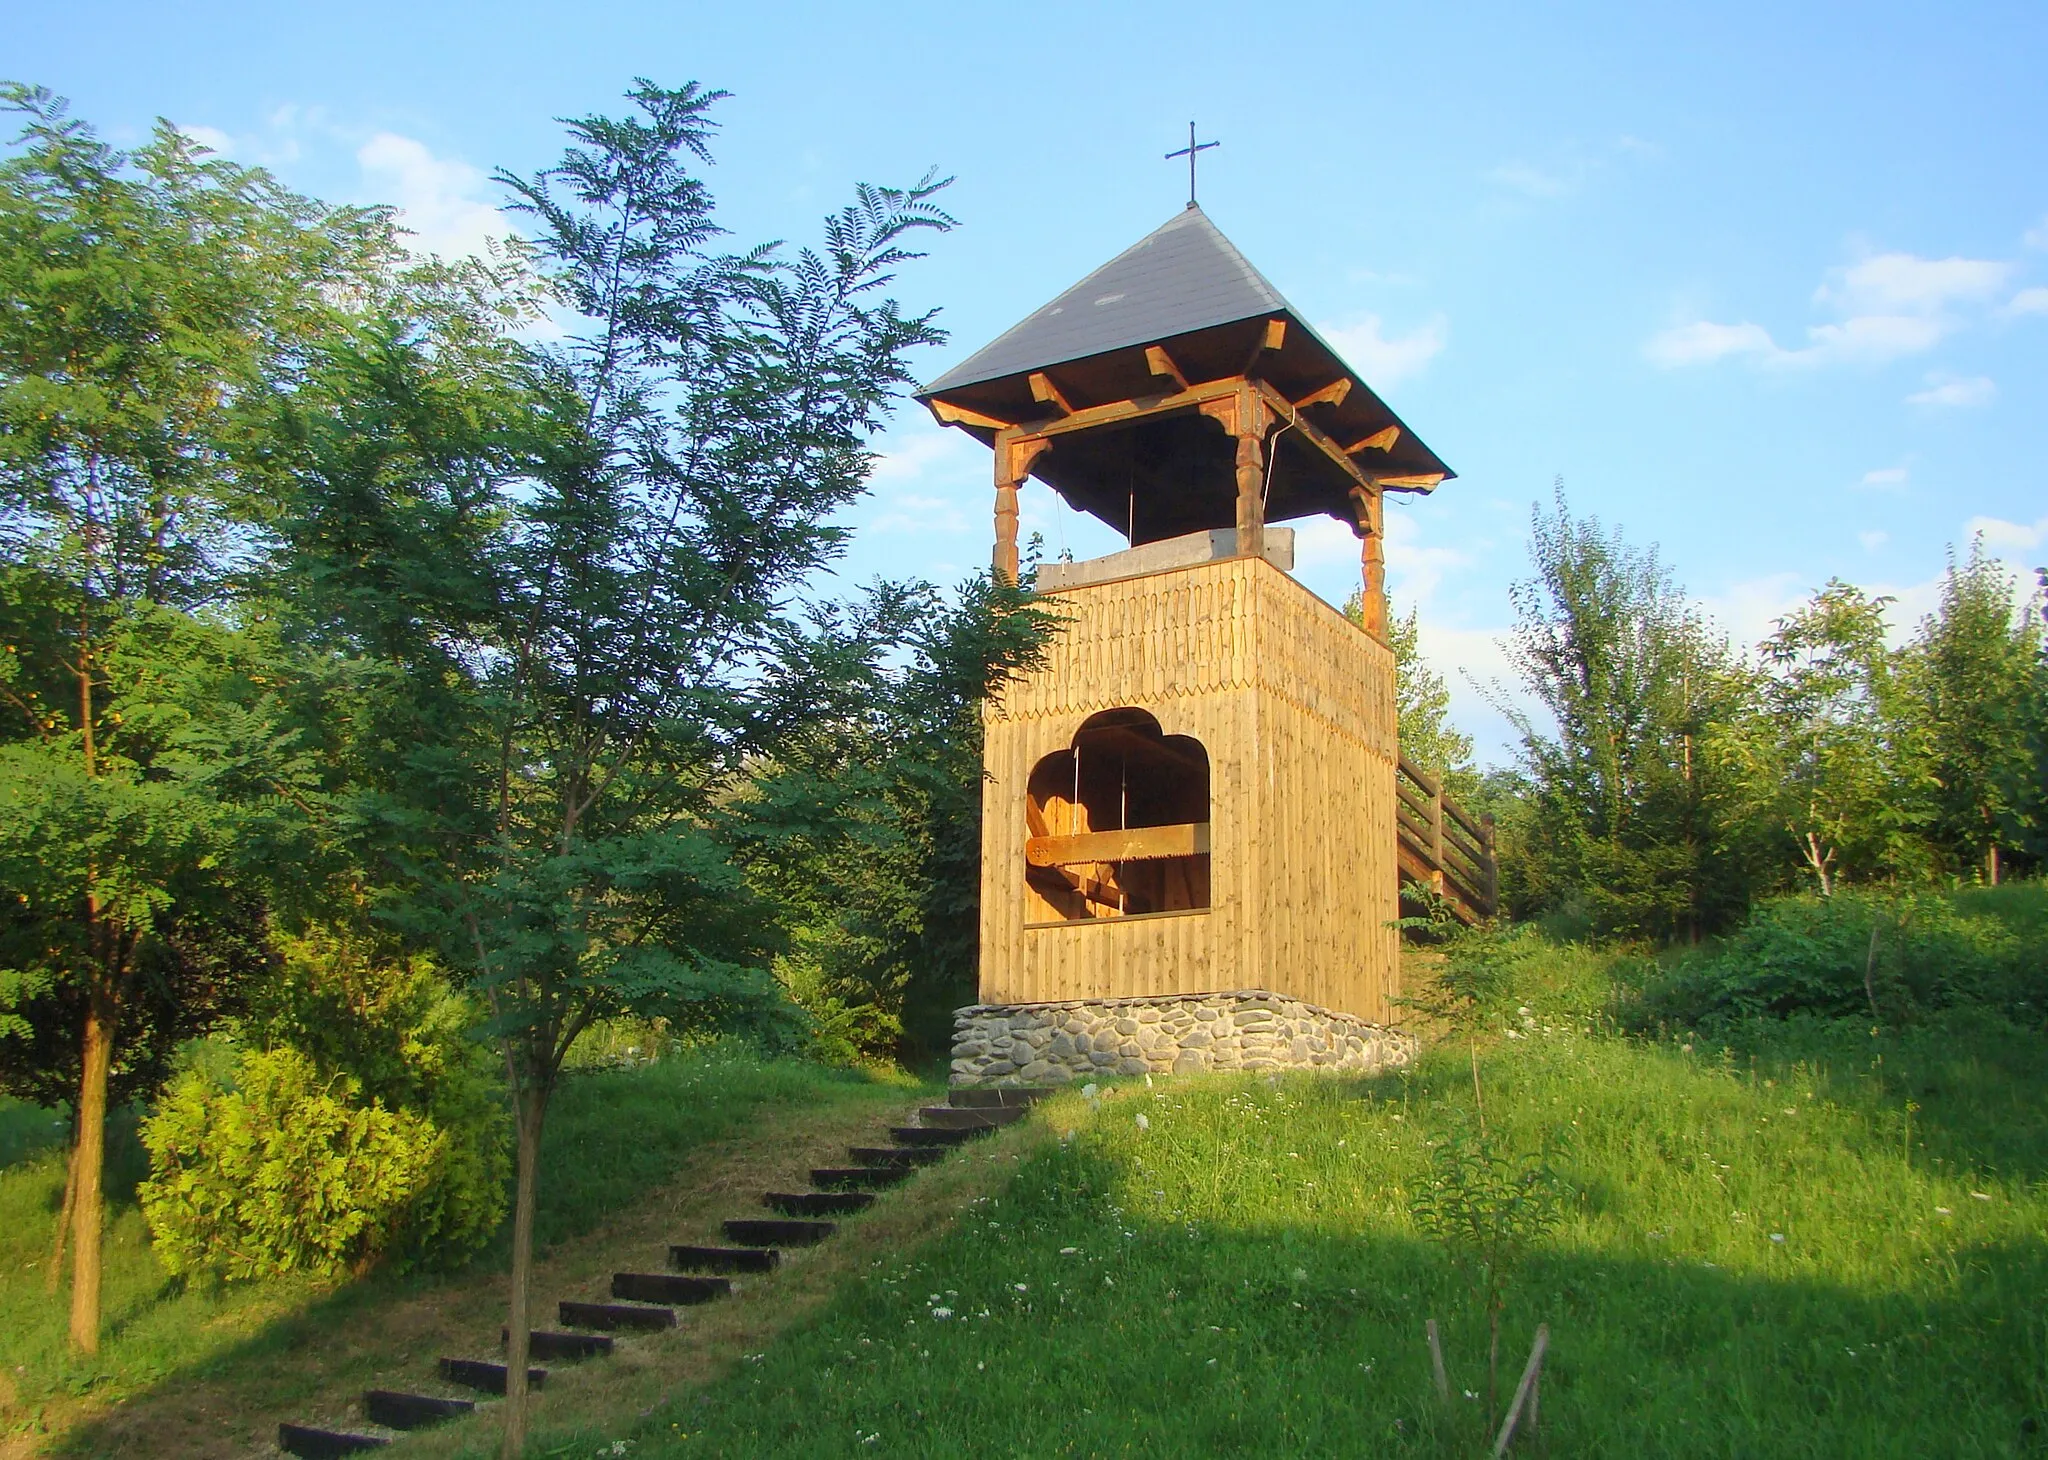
left=916, top=204, right=1495, bottom=1081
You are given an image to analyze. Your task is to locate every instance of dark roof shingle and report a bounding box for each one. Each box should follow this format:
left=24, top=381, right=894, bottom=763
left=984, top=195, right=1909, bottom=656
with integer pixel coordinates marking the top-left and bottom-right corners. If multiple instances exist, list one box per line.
left=920, top=206, right=1295, bottom=396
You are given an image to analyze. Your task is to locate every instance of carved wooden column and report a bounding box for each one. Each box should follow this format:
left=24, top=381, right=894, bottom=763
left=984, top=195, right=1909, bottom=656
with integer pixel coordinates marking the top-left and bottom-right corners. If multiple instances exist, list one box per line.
left=993, top=432, right=1050, bottom=586
left=1203, top=384, right=1272, bottom=561
left=1351, top=484, right=1387, bottom=637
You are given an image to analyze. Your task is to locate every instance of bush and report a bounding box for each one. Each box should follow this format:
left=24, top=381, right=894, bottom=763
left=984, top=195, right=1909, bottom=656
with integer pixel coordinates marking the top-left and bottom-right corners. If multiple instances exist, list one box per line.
left=1635, top=884, right=2047, bottom=1031
left=139, top=1047, right=444, bottom=1280
left=247, top=930, right=510, bottom=1263
left=137, top=930, right=511, bottom=1278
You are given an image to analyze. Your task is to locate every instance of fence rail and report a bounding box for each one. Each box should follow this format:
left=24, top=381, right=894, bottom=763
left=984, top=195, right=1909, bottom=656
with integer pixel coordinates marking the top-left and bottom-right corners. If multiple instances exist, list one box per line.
left=1395, top=756, right=1497, bottom=925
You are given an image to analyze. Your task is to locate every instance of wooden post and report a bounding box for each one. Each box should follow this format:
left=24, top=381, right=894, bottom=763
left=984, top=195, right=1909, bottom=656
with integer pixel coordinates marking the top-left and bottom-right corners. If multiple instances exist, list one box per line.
left=1233, top=384, right=1268, bottom=562
left=1357, top=484, right=1387, bottom=637
left=1490, top=1324, right=1550, bottom=1457
left=993, top=433, right=1050, bottom=586
left=1481, top=813, right=1499, bottom=917
left=1429, top=782, right=1446, bottom=897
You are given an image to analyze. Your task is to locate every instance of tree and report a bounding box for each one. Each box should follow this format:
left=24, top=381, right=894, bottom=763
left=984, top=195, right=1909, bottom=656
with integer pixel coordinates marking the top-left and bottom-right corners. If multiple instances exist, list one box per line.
left=1900, top=541, right=2043, bottom=884
left=1491, top=486, right=1753, bottom=939
left=1713, top=581, right=1920, bottom=894
left=1347, top=595, right=1479, bottom=798
left=735, top=574, right=1053, bottom=1062
left=0, top=85, right=386, bottom=1351
left=276, top=81, right=956, bottom=1456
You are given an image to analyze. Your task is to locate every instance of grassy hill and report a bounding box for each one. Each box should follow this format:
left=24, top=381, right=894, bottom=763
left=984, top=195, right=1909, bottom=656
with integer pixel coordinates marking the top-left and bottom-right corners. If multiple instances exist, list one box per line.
left=573, top=895, right=2048, bottom=1459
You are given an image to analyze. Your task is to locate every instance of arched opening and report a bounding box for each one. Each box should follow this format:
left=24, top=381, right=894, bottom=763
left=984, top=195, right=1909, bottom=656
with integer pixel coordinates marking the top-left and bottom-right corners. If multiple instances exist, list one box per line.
left=1024, top=708, right=1211, bottom=921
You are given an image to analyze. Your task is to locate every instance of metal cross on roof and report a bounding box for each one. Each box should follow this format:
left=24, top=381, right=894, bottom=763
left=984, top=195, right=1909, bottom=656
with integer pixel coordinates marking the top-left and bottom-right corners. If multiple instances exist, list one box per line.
left=1165, top=122, right=1219, bottom=210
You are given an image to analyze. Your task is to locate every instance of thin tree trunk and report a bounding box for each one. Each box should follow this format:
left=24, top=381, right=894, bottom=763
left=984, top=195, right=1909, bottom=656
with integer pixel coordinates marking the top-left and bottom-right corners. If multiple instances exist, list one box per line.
left=70, top=984, right=115, bottom=1354
left=1488, top=1304, right=1501, bottom=1425
left=45, top=1131, right=81, bottom=1295
left=501, top=1078, right=547, bottom=1460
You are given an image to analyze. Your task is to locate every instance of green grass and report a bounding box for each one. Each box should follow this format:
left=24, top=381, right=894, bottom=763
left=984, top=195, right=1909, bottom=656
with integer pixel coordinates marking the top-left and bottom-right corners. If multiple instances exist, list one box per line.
left=0, top=1047, right=903, bottom=1447
left=610, top=901, right=2048, bottom=1458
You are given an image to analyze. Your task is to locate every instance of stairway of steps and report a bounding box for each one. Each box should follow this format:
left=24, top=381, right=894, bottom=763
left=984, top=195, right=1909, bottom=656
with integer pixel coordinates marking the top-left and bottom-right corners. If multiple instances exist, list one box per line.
left=276, top=1086, right=1046, bottom=1456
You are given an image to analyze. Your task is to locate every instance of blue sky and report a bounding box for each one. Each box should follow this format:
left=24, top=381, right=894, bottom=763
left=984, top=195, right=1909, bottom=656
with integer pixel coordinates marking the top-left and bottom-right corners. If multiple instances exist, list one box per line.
left=14, top=0, right=2046, bottom=760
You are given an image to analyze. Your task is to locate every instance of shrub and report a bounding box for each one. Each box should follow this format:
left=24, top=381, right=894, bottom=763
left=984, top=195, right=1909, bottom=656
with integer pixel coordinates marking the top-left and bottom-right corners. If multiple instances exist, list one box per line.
left=248, top=931, right=510, bottom=1264
left=139, top=1047, right=444, bottom=1280
left=1635, top=884, right=2047, bottom=1030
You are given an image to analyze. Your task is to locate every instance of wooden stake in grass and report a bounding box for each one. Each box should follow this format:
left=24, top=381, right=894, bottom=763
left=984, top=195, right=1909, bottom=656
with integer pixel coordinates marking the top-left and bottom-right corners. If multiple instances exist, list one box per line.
left=1489, top=1323, right=1549, bottom=1457
left=1426, top=1318, right=1450, bottom=1401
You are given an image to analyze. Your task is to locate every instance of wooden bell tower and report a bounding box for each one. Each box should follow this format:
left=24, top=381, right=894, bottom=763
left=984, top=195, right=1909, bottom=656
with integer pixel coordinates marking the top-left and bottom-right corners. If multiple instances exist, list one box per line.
left=917, top=206, right=1455, bottom=1027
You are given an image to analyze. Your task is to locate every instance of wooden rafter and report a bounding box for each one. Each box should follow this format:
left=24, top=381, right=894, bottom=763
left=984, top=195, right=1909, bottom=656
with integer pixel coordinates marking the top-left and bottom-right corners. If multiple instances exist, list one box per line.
left=1292, top=378, right=1351, bottom=411
left=1373, top=472, right=1447, bottom=491
left=1243, top=317, right=1287, bottom=373
left=1028, top=371, right=1075, bottom=415
left=1343, top=424, right=1401, bottom=454
left=927, top=398, right=1018, bottom=431
left=1144, top=343, right=1190, bottom=391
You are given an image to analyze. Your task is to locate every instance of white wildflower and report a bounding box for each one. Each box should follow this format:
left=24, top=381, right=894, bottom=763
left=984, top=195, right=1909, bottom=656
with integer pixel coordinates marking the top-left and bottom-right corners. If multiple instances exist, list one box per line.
left=931, top=1307, right=953, bottom=1320
left=1135, top=1112, right=1150, bottom=1132
left=1769, top=1233, right=1786, bottom=1244
left=1970, top=1191, right=1992, bottom=1202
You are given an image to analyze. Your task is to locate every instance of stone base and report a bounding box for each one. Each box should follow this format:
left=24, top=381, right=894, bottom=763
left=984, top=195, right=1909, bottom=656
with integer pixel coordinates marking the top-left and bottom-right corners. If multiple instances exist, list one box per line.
left=949, top=990, right=1416, bottom=1087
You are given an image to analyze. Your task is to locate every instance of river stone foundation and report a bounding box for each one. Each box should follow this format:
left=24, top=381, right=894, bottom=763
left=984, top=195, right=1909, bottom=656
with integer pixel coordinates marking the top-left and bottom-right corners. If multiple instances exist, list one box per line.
left=949, top=990, right=1417, bottom=1086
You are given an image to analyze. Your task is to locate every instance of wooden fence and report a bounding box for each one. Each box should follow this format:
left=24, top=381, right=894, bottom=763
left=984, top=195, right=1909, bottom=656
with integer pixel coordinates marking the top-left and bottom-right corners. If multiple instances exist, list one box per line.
left=1394, top=756, right=1498, bottom=925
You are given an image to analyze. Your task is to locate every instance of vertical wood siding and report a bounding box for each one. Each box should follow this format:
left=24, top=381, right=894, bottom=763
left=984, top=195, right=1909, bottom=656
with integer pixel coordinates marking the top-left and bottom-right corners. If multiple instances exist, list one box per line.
left=979, top=557, right=1399, bottom=1019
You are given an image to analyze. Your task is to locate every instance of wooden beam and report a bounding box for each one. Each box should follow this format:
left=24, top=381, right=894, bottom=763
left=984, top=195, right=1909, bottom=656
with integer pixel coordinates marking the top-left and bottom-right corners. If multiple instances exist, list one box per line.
left=928, top=398, right=1017, bottom=431
left=1026, top=822, right=1211, bottom=868
left=1292, top=378, right=1352, bottom=410
left=1143, top=344, right=1190, bottom=391
left=1028, top=371, right=1074, bottom=415
left=1343, top=424, right=1401, bottom=454
left=1249, top=378, right=1370, bottom=492
left=1014, top=375, right=1242, bottom=446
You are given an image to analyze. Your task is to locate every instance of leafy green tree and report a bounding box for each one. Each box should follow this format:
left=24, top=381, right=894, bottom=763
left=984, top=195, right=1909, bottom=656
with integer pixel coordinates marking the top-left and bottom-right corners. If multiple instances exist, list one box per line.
left=736, top=574, right=1053, bottom=1062
left=0, top=86, right=387, bottom=1351
left=1713, top=581, right=1923, bottom=894
left=1899, top=542, right=2043, bottom=883
left=1492, top=486, right=1755, bottom=939
left=1346, top=594, right=1479, bottom=797
left=275, top=81, right=956, bottom=1454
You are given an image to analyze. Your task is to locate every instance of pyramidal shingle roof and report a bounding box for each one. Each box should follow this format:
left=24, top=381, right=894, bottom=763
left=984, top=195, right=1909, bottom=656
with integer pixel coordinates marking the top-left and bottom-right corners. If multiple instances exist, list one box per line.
left=920, top=206, right=1295, bottom=396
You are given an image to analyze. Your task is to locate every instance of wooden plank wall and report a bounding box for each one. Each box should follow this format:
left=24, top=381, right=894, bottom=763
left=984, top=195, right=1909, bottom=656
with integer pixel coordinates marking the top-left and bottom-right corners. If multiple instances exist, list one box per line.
left=979, top=556, right=1400, bottom=1019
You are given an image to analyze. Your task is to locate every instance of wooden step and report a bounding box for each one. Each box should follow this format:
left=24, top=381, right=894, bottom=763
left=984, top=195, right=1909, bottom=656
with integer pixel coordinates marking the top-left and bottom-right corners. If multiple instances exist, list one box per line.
left=948, top=1085, right=1052, bottom=1109
left=670, top=1244, right=778, bottom=1274
left=559, top=1299, right=676, bottom=1331
left=363, top=1390, right=474, bottom=1430
left=506, top=1328, right=615, bottom=1361
left=763, top=1190, right=874, bottom=1218
left=438, top=1357, right=546, bottom=1395
left=888, top=1124, right=986, bottom=1147
left=849, top=1144, right=944, bottom=1167
left=723, top=1217, right=835, bottom=1247
left=811, top=1165, right=909, bottom=1190
left=917, top=1104, right=1024, bottom=1130
left=611, top=1271, right=731, bottom=1305
left=278, top=1424, right=390, bottom=1458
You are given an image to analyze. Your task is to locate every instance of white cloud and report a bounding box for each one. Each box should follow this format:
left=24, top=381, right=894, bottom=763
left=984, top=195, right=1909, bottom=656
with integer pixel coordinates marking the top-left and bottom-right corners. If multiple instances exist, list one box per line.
left=1486, top=162, right=1576, bottom=199
left=1857, top=465, right=1909, bottom=490
left=1858, top=529, right=1889, bottom=552
left=1648, top=249, right=2014, bottom=372
left=1645, top=320, right=1778, bottom=367
left=2005, top=286, right=2048, bottom=317
left=1321, top=313, right=1448, bottom=387
left=1964, top=513, right=2048, bottom=552
left=1701, top=571, right=1809, bottom=651
left=1905, top=373, right=1996, bottom=408
left=2026, top=215, right=2048, bottom=250
left=177, top=123, right=234, bottom=154
left=355, top=132, right=507, bottom=262
left=1814, top=253, right=2010, bottom=314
